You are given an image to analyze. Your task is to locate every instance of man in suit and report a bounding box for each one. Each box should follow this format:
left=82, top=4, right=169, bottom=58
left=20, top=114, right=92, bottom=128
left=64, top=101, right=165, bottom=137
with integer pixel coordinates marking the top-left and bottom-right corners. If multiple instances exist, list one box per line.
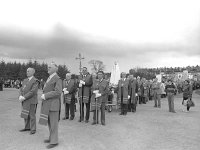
left=152, top=78, right=162, bottom=108
left=118, top=72, right=130, bottom=115
left=39, top=62, right=62, bottom=149
left=62, top=73, right=77, bottom=120
left=128, top=75, right=138, bottom=112
left=91, top=71, right=109, bottom=125
left=19, top=67, right=39, bottom=135
left=78, top=67, right=93, bottom=123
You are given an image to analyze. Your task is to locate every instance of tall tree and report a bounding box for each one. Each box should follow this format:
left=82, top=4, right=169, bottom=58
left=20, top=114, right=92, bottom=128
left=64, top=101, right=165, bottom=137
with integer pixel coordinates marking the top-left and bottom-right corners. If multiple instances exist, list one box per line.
left=88, top=60, right=105, bottom=73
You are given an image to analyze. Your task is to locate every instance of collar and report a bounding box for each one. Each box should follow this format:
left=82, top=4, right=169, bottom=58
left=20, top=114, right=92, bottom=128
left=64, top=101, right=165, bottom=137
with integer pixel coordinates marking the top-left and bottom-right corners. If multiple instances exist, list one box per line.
left=66, top=79, right=71, bottom=83
left=99, top=78, right=103, bottom=83
left=49, top=72, right=57, bottom=80
left=83, top=74, right=87, bottom=77
left=28, top=76, right=33, bottom=81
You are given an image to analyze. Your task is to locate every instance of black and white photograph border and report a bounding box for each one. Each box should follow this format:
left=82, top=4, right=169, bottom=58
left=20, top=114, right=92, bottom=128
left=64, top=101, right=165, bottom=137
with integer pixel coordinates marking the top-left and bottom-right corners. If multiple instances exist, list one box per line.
left=0, top=0, right=200, bottom=150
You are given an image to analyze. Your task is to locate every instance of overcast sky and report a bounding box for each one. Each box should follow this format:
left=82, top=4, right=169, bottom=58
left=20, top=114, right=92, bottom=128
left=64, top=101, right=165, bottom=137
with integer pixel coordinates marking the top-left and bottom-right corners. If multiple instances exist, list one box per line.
left=0, top=0, right=200, bottom=74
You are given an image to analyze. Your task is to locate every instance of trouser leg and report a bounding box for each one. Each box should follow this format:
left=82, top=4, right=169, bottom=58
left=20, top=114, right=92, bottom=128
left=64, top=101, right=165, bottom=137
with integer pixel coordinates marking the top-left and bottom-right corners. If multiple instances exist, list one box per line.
left=168, top=95, right=171, bottom=112
left=124, top=104, right=128, bottom=115
left=93, top=110, right=99, bottom=123
left=29, top=104, right=36, bottom=131
left=171, top=95, right=175, bottom=112
left=187, top=106, right=190, bottom=111
left=24, top=115, right=30, bottom=130
left=66, top=103, right=70, bottom=118
left=157, top=94, right=161, bottom=107
left=79, top=102, right=84, bottom=120
left=48, top=111, right=59, bottom=145
left=70, top=100, right=75, bottom=119
left=85, top=102, right=90, bottom=121
left=154, top=93, right=157, bottom=107
left=101, top=103, right=105, bottom=124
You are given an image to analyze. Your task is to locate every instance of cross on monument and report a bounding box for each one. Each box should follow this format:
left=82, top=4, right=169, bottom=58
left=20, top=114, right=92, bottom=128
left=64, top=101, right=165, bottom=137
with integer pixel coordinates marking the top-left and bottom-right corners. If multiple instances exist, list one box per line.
left=75, top=53, right=85, bottom=74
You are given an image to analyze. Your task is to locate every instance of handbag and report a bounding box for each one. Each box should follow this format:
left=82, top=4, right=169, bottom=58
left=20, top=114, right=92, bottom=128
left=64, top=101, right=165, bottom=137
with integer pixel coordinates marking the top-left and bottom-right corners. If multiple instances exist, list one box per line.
left=187, top=98, right=195, bottom=107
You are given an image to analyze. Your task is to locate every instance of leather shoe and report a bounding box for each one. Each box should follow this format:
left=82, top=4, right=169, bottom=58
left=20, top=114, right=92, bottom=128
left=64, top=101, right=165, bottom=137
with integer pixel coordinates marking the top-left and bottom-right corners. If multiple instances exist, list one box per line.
left=70, top=117, right=74, bottom=120
left=91, top=122, right=96, bottom=125
left=78, top=119, right=84, bottom=122
left=101, top=122, right=105, bottom=126
left=85, top=120, right=89, bottom=123
left=19, top=129, right=30, bottom=132
left=46, top=144, right=58, bottom=149
left=30, top=131, right=36, bottom=135
left=44, top=139, right=50, bottom=143
left=62, top=117, right=69, bottom=120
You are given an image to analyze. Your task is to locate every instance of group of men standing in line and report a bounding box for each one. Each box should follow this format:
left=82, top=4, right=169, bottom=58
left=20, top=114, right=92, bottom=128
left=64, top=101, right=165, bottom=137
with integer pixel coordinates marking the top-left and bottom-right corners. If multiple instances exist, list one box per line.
left=17, top=63, right=194, bottom=149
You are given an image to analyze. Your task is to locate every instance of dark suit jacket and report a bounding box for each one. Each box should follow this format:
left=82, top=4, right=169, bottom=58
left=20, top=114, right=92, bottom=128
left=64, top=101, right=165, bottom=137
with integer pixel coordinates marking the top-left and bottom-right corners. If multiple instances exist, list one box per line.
left=20, top=76, right=39, bottom=104
left=63, top=79, right=77, bottom=104
left=43, top=74, right=62, bottom=111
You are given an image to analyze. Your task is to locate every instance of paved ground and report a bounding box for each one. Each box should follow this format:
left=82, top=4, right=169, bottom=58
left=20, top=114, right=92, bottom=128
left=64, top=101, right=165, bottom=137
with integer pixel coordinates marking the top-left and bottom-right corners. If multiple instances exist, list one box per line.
left=0, top=88, right=200, bottom=150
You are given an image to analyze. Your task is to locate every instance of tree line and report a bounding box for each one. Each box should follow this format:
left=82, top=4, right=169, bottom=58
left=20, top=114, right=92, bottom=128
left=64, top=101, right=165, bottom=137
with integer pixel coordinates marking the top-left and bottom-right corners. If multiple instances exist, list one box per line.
left=0, top=59, right=199, bottom=81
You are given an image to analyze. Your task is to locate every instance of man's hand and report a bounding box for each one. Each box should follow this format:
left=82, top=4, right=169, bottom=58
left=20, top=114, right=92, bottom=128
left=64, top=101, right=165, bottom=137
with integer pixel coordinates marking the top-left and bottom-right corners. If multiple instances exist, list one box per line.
left=19, top=96, right=25, bottom=102
left=41, top=94, right=46, bottom=100
left=93, top=90, right=99, bottom=94
left=79, top=83, right=82, bottom=87
left=95, top=93, right=101, bottom=98
left=63, top=88, right=67, bottom=92
left=128, top=95, right=130, bottom=99
left=80, top=80, right=85, bottom=85
left=64, top=90, right=69, bottom=95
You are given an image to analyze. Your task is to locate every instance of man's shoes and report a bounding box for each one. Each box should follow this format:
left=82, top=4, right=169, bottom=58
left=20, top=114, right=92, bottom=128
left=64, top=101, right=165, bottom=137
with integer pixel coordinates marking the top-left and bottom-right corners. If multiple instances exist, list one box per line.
left=101, top=122, right=105, bottom=126
left=46, top=144, right=58, bottom=149
left=171, top=111, right=176, bottom=113
left=69, top=117, right=74, bottom=120
left=119, top=113, right=123, bottom=115
left=19, top=129, right=30, bottom=132
left=62, top=117, right=69, bottom=120
left=78, top=119, right=84, bottom=122
left=44, top=139, right=50, bottom=143
left=30, top=131, right=36, bottom=135
left=91, top=121, right=98, bottom=125
left=85, top=120, right=89, bottom=123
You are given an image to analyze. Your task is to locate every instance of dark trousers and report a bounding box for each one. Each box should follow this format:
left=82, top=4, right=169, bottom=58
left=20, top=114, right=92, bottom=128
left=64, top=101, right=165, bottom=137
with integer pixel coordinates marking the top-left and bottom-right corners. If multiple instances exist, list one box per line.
left=128, top=99, right=131, bottom=112
left=24, top=104, right=37, bottom=131
left=139, top=96, right=142, bottom=104
left=48, top=111, right=59, bottom=145
left=93, top=102, right=105, bottom=124
left=167, top=94, right=175, bottom=112
left=130, top=103, right=136, bottom=112
left=154, top=93, right=161, bottom=107
left=79, top=102, right=90, bottom=121
left=64, top=101, right=75, bottom=119
left=121, top=103, right=128, bottom=115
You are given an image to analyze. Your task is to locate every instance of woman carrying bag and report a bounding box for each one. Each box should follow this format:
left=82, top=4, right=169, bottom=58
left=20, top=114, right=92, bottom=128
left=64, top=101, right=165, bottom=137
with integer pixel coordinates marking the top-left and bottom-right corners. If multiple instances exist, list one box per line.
left=182, top=80, right=195, bottom=112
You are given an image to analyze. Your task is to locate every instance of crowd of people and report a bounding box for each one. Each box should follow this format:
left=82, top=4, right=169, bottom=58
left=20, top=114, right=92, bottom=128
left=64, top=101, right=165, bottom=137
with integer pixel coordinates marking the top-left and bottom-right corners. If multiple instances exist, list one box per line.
left=17, top=63, right=196, bottom=149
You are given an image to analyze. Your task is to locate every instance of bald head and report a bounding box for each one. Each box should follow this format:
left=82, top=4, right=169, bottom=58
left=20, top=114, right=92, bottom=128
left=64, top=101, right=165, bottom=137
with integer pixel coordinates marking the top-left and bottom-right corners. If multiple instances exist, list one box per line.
left=48, top=62, right=58, bottom=75
left=66, top=73, right=71, bottom=80
left=27, top=68, right=35, bottom=77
